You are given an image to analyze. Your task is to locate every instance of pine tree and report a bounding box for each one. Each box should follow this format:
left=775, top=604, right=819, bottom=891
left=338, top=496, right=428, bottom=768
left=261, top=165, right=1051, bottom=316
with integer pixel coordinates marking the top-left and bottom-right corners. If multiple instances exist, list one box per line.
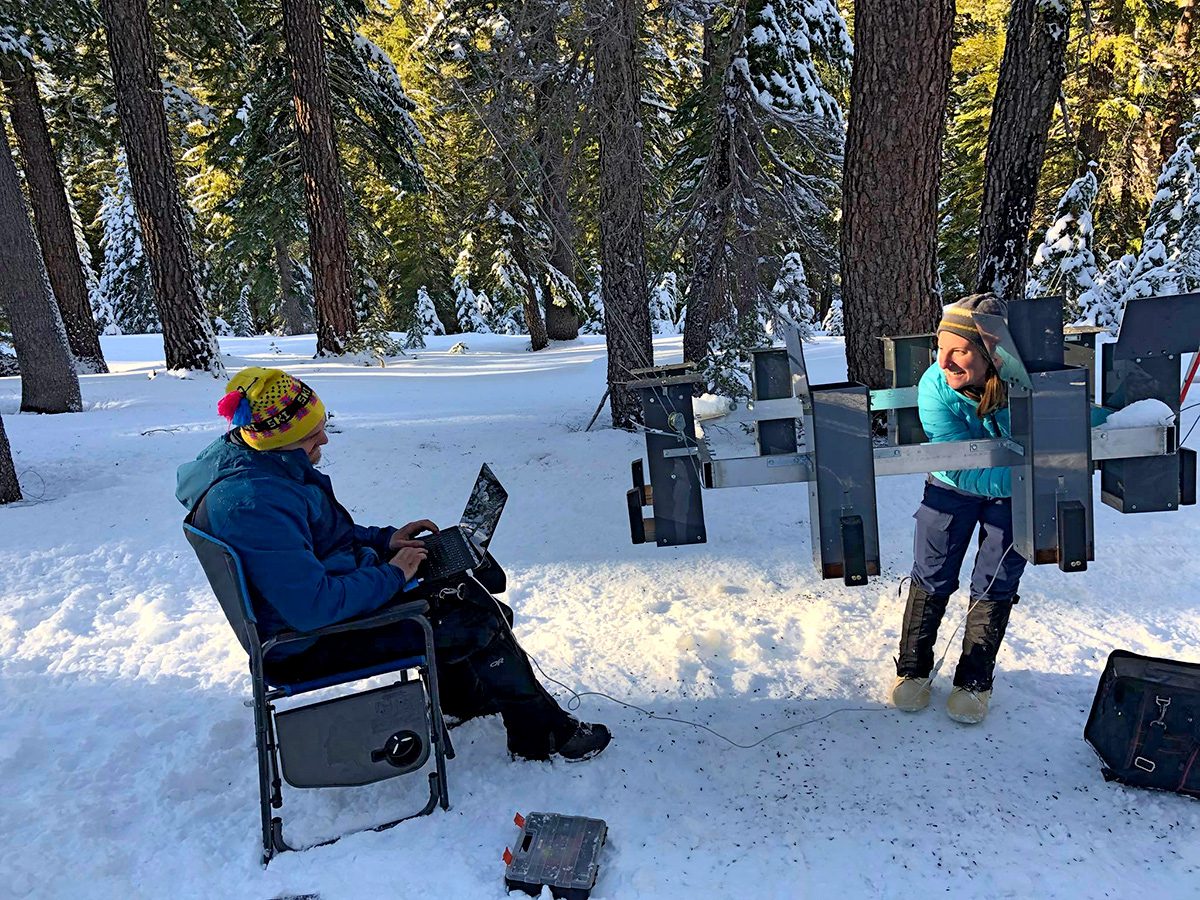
left=822, top=296, right=844, bottom=336
left=404, top=284, right=444, bottom=349
left=0, top=410, right=19, bottom=503
left=0, top=120, right=82, bottom=413
left=769, top=251, right=816, bottom=339
left=841, top=0, right=954, bottom=387
left=95, top=152, right=157, bottom=334
left=98, top=0, right=221, bottom=373
left=0, top=53, right=108, bottom=373
left=231, top=284, right=254, bottom=337
left=975, top=0, right=1072, bottom=300
left=1118, top=117, right=1200, bottom=302
left=579, top=267, right=605, bottom=335
left=679, top=0, right=850, bottom=371
left=650, top=272, right=680, bottom=335
left=450, top=238, right=488, bottom=333
left=1026, top=164, right=1101, bottom=318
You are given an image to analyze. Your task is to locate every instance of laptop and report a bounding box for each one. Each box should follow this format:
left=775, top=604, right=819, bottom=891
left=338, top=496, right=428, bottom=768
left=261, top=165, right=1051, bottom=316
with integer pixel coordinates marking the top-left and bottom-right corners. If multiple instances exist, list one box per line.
left=415, top=463, right=508, bottom=583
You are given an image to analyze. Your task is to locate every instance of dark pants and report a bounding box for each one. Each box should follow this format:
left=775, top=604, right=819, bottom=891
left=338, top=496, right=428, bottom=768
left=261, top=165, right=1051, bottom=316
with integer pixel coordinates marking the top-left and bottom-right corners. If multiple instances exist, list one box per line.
left=900, top=480, right=1028, bottom=689
left=266, top=580, right=573, bottom=757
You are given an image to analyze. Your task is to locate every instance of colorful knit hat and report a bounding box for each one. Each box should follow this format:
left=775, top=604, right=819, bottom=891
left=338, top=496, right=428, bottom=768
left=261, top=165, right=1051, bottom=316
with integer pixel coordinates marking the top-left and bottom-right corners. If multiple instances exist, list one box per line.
left=217, top=367, right=326, bottom=451
left=937, top=293, right=1008, bottom=351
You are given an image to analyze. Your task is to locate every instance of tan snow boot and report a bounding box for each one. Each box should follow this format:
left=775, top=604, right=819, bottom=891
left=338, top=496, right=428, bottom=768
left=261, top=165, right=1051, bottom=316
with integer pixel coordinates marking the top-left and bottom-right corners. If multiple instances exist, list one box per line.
left=946, top=686, right=991, bottom=724
left=891, top=676, right=933, bottom=712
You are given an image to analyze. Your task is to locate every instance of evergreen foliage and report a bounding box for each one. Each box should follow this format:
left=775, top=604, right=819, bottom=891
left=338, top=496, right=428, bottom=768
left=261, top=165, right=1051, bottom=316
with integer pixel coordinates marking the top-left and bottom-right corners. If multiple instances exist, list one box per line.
left=95, top=152, right=156, bottom=334
left=1026, top=164, right=1101, bottom=317
left=768, top=251, right=816, bottom=339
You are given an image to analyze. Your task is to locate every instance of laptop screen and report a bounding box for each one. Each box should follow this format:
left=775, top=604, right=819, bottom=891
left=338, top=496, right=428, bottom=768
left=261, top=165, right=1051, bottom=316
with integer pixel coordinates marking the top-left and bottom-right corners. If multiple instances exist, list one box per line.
left=460, top=463, right=507, bottom=550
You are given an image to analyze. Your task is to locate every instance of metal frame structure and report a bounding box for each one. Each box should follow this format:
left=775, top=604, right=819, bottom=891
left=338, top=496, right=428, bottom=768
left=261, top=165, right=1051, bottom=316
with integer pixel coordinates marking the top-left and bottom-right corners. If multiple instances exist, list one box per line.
left=627, top=294, right=1200, bottom=584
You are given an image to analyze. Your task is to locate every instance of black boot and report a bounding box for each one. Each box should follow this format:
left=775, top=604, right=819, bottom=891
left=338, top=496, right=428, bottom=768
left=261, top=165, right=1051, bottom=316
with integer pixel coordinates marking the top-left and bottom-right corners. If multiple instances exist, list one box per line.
left=896, top=581, right=951, bottom=678
left=953, top=596, right=1015, bottom=690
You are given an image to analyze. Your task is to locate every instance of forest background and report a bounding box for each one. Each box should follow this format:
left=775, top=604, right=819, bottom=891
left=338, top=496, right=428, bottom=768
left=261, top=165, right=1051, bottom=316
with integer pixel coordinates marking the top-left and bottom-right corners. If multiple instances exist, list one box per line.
left=0, top=0, right=1197, bottom=471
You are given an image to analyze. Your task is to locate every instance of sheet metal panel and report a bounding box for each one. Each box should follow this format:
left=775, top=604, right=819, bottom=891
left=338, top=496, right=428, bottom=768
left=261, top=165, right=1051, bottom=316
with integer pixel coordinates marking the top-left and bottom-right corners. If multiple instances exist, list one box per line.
left=1009, top=369, right=1094, bottom=566
left=806, top=383, right=880, bottom=581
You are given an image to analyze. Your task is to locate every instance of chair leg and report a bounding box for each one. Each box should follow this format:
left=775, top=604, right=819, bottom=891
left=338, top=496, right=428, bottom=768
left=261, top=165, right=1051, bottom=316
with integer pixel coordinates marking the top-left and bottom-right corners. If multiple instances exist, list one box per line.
left=416, top=616, right=452, bottom=811
left=252, top=690, right=280, bottom=864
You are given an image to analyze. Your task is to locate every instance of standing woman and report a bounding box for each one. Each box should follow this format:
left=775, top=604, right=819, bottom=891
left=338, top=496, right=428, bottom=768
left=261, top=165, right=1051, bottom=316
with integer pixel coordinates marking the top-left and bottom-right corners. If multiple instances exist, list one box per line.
left=891, top=294, right=1026, bottom=724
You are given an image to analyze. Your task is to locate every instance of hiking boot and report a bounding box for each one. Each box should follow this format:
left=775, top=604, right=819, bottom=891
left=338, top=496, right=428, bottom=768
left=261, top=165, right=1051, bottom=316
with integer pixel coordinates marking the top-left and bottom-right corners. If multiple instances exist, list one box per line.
left=509, top=718, right=612, bottom=762
left=947, top=686, right=991, bottom=724
left=553, top=720, right=612, bottom=762
left=891, top=676, right=933, bottom=712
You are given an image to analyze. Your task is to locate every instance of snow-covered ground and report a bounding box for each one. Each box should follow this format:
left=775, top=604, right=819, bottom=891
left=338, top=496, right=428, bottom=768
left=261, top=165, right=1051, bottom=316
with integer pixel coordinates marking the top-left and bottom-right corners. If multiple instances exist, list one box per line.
left=1, top=333, right=1198, bottom=899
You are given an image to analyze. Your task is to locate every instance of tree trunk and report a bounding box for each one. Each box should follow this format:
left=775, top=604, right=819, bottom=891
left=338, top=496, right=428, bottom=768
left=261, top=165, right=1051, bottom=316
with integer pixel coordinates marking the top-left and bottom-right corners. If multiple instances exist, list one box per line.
left=976, top=0, right=1071, bottom=300
left=282, top=0, right=356, bottom=356
left=0, top=412, right=19, bottom=504
left=840, top=0, right=954, bottom=388
left=98, top=0, right=220, bottom=374
left=681, top=12, right=732, bottom=369
left=682, top=196, right=730, bottom=366
left=532, top=14, right=581, bottom=341
left=1159, top=0, right=1196, bottom=164
left=0, top=124, right=82, bottom=414
left=593, top=0, right=653, bottom=428
left=0, top=57, right=108, bottom=375
left=498, top=166, right=549, bottom=350
left=275, top=234, right=309, bottom=335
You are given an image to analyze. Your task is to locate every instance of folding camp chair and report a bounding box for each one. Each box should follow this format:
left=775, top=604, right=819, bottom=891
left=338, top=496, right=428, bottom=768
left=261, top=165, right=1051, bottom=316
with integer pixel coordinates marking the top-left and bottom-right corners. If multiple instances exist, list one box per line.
left=183, top=508, right=452, bottom=865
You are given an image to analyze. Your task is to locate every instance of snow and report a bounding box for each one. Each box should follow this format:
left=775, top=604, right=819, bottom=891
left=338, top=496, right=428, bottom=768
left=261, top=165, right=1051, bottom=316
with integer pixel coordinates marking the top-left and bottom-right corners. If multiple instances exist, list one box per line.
left=2, top=333, right=1200, bottom=897
left=1097, top=399, right=1176, bottom=430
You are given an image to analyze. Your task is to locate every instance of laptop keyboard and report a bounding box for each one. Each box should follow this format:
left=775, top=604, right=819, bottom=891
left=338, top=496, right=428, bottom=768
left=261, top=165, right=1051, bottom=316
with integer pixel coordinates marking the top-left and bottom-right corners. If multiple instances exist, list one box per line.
left=420, top=528, right=477, bottom=580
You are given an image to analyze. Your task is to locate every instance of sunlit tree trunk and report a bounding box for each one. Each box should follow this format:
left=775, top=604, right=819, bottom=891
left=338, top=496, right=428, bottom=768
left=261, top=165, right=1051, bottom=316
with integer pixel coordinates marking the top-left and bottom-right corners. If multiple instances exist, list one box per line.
left=282, top=0, right=356, bottom=355
left=593, top=0, right=653, bottom=428
left=0, top=124, right=82, bottom=414
left=0, top=56, right=108, bottom=374
left=99, top=0, right=220, bottom=373
left=841, top=0, right=954, bottom=388
left=976, top=0, right=1071, bottom=300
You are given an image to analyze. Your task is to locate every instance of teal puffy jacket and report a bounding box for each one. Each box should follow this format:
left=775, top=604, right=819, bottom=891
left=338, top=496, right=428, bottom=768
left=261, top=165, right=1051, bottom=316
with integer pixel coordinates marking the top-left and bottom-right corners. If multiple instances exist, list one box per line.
left=917, top=363, right=1013, bottom=499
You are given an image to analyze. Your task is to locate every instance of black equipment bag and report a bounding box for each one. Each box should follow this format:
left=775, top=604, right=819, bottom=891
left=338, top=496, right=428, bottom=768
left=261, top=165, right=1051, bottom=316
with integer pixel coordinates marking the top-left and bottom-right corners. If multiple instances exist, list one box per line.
left=1085, top=649, right=1200, bottom=799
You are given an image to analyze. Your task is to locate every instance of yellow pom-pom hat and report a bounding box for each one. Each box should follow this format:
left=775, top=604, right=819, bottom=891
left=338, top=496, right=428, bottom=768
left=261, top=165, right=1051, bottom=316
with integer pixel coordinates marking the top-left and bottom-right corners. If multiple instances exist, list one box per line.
left=217, top=367, right=326, bottom=451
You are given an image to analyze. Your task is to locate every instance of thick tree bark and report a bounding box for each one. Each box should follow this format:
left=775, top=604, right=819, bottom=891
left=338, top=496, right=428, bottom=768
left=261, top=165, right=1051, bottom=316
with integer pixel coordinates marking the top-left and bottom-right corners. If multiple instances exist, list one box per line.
left=282, top=0, right=356, bottom=356
left=1160, top=0, right=1196, bottom=164
left=275, top=234, right=309, bottom=335
left=0, top=412, right=19, bottom=504
left=0, top=57, right=108, bottom=374
left=976, top=0, right=1071, bottom=300
left=532, top=14, right=581, bottom=341
left=593, top=0, right=653, bottom=428
left=681, top=13, right=732, bottom=368
left=0, top=124, right=82, bottom=414
left=99, top=0, right=219, bottom=374
left=840, top=0, right=954, bottom=388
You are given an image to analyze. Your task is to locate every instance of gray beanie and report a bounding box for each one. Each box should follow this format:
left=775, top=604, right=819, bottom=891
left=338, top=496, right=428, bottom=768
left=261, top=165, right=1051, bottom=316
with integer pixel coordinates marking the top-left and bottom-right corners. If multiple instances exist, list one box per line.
left=938, top=293, right=1008, bottom=350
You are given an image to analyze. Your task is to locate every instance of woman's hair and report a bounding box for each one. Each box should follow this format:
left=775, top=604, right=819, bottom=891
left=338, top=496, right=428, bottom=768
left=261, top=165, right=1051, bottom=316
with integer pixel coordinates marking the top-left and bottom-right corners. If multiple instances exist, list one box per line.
left=974, top=365, right=1008, bottom=419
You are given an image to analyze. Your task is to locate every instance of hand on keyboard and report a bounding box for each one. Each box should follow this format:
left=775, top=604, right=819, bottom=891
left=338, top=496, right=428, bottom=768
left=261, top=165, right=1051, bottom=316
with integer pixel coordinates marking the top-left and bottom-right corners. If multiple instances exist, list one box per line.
left=388, top=545, right=428, bottom=580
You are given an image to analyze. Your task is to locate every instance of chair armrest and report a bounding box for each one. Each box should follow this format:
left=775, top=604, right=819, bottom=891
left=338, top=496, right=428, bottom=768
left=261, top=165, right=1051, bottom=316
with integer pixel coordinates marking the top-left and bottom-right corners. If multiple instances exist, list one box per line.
left=262, top=600, right=431, bottom=655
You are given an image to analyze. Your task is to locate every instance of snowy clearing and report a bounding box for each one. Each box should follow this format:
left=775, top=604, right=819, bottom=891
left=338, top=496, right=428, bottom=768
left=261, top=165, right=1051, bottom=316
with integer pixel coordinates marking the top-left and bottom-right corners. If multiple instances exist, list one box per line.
left=1, top=333, right=1198, bottom=899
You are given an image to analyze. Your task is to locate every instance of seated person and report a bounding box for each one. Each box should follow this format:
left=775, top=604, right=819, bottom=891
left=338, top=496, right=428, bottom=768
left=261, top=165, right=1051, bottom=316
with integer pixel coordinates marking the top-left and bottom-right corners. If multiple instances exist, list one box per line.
left=176, top=366, right=610, bottom=762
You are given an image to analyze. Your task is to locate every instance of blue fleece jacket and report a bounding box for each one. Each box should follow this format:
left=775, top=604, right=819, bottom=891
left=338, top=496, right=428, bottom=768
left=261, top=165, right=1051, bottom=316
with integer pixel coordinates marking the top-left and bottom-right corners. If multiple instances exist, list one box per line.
left=176, top=434, right=403, bottom=636
left=918, top=364, right=1014, bottom=499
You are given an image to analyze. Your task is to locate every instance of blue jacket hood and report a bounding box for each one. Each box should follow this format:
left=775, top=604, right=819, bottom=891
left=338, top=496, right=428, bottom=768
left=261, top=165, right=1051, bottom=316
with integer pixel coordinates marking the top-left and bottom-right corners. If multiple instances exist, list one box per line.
left=176, top=433, right=310, bottom=512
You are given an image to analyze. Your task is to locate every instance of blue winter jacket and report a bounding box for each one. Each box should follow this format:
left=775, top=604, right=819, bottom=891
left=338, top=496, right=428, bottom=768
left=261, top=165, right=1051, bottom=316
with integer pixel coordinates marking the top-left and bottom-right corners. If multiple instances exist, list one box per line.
left=176, top=434, right=403, bottom=637
left=918, top=364, right=1013, bottom=499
